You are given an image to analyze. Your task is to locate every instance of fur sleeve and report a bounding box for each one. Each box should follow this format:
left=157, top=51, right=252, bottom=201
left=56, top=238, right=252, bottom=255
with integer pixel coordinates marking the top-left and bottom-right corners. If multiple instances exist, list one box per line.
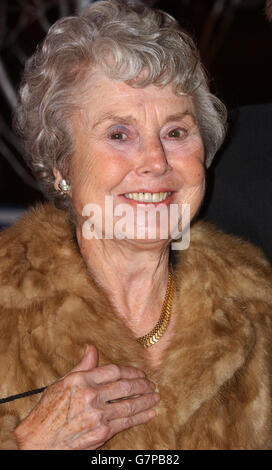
left=177, top=308, right=272, bottom=450
left=0, top=413, right=20, bottom=449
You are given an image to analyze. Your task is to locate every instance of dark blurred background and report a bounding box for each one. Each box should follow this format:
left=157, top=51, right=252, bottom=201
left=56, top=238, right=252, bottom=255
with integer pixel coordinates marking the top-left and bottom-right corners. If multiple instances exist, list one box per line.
left=0, top=0, right=272, bottom=226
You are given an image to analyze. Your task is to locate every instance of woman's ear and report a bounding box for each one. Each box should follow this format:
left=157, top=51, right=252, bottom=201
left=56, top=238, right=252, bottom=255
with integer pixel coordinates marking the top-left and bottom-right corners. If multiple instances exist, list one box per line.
left=53, top=168, right=63, bottom=192
left=53, top=167, right=71, bottom=195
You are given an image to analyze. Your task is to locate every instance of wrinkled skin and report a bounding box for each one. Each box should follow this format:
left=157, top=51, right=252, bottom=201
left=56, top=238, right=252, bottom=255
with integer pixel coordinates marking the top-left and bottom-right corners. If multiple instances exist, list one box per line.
left=14, top=345, right=159, bottom=450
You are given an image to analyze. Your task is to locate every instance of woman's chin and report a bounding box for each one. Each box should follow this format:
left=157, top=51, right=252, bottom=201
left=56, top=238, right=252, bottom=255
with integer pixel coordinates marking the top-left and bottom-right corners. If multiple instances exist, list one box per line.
left=112, top=224, right=172, bottom=247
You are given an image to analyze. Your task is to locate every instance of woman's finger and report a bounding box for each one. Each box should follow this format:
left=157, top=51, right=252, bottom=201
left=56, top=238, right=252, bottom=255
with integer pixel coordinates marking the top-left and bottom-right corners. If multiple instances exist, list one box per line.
left=62, top=403, right=158, bottom=450
left=70, top=345, right=98, bottom=373
left=104, top=392, right=160, bottom=421
left=109, top=407, right=157, bottom=436
left=97, top=378, right=156, bottom=404
left=84, top=364, right=146, bottom=386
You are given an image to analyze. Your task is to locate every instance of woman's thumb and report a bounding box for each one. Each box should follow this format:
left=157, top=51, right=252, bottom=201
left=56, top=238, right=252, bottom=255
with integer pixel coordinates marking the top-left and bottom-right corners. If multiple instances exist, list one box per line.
left=72, top=344, right=98, bottom=373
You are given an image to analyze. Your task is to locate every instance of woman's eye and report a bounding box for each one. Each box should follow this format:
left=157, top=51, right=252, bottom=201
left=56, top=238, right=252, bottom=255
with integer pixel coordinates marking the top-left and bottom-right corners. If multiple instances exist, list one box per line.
left=110, top=132, right=127, bottom=141
left=167, top=128, right=187, bottom=138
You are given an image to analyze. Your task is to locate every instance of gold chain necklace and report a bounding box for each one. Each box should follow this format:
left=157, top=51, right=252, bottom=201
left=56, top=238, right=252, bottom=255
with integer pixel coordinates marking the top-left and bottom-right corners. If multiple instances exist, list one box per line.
left=136, top=270, right=174, bottom=348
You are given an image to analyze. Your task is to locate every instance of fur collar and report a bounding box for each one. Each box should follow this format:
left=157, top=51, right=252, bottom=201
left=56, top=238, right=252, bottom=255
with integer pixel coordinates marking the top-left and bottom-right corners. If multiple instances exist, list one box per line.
left=0, top=203, right=271, bottom=436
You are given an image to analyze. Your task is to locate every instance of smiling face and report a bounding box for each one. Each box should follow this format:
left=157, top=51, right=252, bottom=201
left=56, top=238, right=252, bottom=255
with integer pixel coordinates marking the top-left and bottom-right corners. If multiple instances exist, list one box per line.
left=67, top=71, right=205, bottom=245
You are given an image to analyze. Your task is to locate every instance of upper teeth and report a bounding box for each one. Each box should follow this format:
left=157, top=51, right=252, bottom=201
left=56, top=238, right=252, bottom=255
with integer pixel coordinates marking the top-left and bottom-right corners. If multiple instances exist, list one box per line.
left=124, top=192, right=171, bottom=203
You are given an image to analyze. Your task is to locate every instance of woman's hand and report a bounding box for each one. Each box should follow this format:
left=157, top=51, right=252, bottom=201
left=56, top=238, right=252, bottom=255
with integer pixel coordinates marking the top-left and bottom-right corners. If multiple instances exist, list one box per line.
left=14, top=345, right=159, bottom=450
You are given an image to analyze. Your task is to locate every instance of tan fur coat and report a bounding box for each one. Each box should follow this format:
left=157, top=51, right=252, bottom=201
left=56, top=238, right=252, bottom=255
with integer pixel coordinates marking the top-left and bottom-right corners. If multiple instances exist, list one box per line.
left=0, top=203, right=271, bottom=450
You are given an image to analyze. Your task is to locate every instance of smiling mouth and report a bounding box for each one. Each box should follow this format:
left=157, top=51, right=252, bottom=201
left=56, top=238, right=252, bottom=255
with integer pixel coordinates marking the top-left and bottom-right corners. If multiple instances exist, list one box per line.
left=123, top=191, right=172, bottom=203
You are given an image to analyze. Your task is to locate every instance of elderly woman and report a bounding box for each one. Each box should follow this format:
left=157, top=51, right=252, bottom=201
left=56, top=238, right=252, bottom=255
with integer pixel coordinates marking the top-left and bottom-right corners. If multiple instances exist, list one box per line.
left=0, top=0, right=271, bottom=450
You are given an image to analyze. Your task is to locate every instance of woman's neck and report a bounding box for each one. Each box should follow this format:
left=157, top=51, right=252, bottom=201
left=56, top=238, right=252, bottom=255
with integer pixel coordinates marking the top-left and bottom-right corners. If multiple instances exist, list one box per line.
left=76, top=227, right=171, bottom=338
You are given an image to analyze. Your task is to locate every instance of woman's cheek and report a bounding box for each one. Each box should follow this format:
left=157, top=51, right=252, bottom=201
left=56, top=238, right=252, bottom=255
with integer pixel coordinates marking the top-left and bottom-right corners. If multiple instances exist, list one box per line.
left=174, top=155, right=205, bottom=187
left=169, top=138, right=204, bottom=177
left=192, top=162, right=205, bottom=185
left=72, top=157, right=96, bottom=192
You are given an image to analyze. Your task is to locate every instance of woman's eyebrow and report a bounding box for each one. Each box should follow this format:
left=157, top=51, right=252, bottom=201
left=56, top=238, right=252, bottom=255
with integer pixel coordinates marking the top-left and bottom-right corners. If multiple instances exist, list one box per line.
left=92, top=113, right=137, bottom=128
left=92, top=111, right=196, bottom=129
left=163, top=111, right=196, bottom=125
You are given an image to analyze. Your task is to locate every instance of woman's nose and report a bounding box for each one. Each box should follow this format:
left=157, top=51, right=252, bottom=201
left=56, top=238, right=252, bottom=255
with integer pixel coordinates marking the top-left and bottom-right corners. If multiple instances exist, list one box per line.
left=135, top=137, right=171, bottom=176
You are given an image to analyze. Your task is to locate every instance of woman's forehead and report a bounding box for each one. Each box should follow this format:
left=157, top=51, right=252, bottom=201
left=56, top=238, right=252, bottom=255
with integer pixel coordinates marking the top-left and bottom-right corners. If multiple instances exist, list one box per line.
left=82, top=71, right=194, bottom=126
